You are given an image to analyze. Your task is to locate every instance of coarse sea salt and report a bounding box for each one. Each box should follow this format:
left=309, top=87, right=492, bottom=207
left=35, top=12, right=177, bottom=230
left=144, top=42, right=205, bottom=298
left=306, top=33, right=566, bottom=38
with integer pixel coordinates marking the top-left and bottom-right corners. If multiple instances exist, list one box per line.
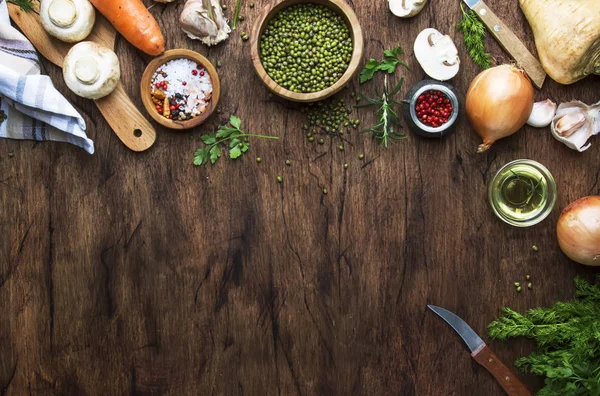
left=151, top=58, right=213, bottom=114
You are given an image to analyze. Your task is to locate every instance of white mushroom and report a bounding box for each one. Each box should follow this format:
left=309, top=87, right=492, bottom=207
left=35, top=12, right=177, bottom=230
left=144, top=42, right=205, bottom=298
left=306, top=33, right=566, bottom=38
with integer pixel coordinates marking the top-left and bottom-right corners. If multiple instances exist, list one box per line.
left=389, top=0, right=427, bottom=18
left=63, top=42, right=120, bottom=99
left=40, top=0, right=95, bottom=43
left=180, top=0, right=231, bottom=47
left=413, top=28, right=460, bottom=81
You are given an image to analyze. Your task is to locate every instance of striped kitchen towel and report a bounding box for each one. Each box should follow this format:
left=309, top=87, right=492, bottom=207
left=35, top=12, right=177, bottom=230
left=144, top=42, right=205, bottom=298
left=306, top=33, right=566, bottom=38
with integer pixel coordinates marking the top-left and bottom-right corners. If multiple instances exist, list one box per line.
left=0, top=0, right=94, bottom=154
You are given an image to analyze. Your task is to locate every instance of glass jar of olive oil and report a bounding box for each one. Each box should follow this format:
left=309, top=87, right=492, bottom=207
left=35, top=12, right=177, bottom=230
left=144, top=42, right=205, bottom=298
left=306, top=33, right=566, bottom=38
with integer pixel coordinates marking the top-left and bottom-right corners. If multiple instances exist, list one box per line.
left=488, top=159, right=557, bottom=227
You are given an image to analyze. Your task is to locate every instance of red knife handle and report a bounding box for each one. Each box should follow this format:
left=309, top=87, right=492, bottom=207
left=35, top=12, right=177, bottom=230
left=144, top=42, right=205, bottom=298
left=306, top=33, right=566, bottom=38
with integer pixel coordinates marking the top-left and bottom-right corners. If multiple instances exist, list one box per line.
left=471, top=345, right=532, bottom=396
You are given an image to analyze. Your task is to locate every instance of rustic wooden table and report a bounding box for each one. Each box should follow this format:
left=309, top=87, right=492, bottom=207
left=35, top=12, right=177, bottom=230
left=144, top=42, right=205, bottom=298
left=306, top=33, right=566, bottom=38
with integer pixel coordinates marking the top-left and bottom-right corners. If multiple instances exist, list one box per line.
left=1, top=0, right=599, bottom=394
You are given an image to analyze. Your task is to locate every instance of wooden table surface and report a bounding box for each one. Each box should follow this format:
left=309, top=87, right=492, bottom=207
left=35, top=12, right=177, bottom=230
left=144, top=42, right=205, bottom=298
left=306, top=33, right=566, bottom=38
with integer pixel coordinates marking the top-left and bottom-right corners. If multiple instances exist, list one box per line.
left=1, top=0, right=599, bottom=394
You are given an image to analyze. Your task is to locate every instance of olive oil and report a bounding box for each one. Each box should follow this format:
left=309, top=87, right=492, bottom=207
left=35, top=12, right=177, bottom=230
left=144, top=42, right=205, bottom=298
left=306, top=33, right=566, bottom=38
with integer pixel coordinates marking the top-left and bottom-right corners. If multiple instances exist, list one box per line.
left=489, top=160, right=556, bottom=227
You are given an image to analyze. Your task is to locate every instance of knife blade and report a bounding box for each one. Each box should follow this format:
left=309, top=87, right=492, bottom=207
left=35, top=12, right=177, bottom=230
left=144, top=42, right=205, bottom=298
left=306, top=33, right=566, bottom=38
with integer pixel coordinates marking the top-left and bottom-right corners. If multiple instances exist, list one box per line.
left=428, top=305, right=532, bottom=396
left=462, top=0, right=546, bottom=89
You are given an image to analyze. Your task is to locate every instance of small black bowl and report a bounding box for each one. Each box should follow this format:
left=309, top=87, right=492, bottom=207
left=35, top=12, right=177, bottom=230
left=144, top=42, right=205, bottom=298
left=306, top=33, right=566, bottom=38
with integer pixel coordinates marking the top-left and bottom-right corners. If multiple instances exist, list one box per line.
left=402, top=80, right=460, bottom=138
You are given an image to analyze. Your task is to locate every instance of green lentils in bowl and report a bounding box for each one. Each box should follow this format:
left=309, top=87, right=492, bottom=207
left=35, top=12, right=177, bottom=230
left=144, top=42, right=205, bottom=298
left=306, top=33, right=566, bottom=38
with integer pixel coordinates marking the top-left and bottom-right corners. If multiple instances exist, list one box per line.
left=260, top=4, right=353, bottom=94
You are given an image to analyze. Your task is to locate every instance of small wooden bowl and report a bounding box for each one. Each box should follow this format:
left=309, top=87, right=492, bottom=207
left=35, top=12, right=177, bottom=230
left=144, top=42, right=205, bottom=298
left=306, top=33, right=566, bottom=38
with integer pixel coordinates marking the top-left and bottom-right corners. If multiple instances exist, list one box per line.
left=250, top=0, right=364, bottom=103
left=140, top=49, right=220, bottom=130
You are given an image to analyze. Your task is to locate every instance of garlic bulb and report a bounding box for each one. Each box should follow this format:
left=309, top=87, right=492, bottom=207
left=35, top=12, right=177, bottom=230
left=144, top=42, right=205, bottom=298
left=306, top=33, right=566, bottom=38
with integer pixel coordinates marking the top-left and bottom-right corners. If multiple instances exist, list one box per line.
left=551, top=101, right=600, bottom=152
left=180, top=0, right=230, bottom=46
left=527, top=99, right=556, bottom=128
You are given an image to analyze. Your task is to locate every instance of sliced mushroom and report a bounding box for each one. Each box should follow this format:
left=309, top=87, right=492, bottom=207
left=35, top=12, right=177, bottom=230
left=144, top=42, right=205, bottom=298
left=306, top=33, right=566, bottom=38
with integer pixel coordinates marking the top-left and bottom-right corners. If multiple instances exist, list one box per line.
left=63, top=42, right=120, bottom=99
left=40, top=0, right=95, bottom=43
left=413, top=28, right=460, bottom=81
left=389, top=0, right=427, bottom=18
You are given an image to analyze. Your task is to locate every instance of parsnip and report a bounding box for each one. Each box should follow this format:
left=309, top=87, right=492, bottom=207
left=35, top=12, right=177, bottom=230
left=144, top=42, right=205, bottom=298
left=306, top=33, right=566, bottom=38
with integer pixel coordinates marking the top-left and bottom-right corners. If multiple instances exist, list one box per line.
left=520, top=0, right=600, bottom=84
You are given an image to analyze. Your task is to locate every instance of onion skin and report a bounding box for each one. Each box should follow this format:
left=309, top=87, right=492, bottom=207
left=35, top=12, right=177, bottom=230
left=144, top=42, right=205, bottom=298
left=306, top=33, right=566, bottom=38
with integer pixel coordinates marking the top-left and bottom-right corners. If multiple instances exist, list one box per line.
left=465, top=65, right=534, bottom=152
left=557, top=196, right=600, bottom=266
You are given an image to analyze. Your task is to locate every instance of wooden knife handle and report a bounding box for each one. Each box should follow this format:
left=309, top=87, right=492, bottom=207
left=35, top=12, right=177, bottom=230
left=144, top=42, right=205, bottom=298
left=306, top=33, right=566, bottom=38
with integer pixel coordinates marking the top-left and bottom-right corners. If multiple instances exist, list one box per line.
left=94, top=83, right=156, bottom=152
left=471, top=2, right=546, bottom=89
left=471, top=345, right=532, bottom=396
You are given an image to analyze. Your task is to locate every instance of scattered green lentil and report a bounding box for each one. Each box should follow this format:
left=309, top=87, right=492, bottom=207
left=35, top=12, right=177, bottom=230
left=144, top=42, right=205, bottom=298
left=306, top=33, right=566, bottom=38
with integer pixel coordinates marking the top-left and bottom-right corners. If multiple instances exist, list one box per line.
left=344, top=163, right=348, bottom=169
left=308, top=136, right=315, bottom=142
left=8, top=152, right=14, bottom=158
left=318, top=138, right=325, bottom=145
left=260, top=4, right=353, bottom=93
left=517, top=286, right=522, bottom=292
left=526, top=275, right=531, bottom=281
left=527, top=282, right=533, bottom=290
left=532, top=245, right=539, bottom=252
left=277, top=176, right=283, bottom=183
left=358, top=153, right=364, bottom=160
left=216, top=109, right=221, bottom=114
left=303, top=98, right=355, bottom=140
left=221, top=4, right=227, bottom=10
left=285, top=159, right=291, bottom=165
left=338, top=145, right=344, bottom=151
left=216, top=60, right=223, bottom=67
left=249, top=2, right=254, bottom=7
left=256, top=157, right=262, bottom=163
left=514, top=282, right=521, bottom=287
left=239, top=15, right=245, bottom=21
left=323, top=188, right=328, bottom=194
left=241, top=33, right=249, bottom=41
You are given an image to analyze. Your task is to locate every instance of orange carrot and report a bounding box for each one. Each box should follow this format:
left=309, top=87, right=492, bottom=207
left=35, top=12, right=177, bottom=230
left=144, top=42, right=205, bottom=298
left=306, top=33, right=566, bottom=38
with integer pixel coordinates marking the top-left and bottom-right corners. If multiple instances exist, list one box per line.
left=89, top=0, right=165, bottom=56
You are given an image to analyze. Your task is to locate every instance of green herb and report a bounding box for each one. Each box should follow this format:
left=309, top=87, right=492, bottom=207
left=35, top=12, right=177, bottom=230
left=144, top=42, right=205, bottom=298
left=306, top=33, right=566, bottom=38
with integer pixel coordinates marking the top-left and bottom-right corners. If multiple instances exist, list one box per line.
left=0, top=110, right=6, bottom=125
left=356, top=76, right=407, bottom=147
left=7, top=0, right=33, bottom=11
left=359, top=47, right=409, bottom=84
left=457, top=3, right=492, bottom=70
left=194, top=115, right=278, bottom=166
left=509, top=170, right=544, bottom=206
left=489, top=276, right=600, bottom=396
left=232, top=0, right=243, bottom=30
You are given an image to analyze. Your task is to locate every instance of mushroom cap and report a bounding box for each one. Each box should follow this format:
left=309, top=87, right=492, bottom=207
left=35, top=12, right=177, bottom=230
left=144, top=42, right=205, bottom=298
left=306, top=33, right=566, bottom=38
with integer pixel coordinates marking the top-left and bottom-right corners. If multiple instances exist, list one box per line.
left=63, top=42, right=120, bottom=100
left=413, top=28, right=460, bottom=81
left=40, top=0, right=95, bottom=43
left=388, top=0, right=427, bottom=18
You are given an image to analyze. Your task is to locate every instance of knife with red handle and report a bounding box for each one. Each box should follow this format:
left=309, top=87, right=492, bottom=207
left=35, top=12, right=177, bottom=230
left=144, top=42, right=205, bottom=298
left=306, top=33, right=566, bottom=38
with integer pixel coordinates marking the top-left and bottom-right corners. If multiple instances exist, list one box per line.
left=428, top=305, right=532, bottom=396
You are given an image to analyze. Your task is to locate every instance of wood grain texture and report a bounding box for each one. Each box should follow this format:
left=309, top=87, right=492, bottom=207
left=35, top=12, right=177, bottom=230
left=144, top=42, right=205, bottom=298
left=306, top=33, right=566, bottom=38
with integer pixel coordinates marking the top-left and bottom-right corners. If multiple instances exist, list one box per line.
left=471, top=345, right=533, bottom=396
left=250, top=0, right=363, bottom=102
left=1, top=0, right=600, bottom=395
left=472, top=1, right=546, bottom=89
left=140, top=50, right=220, bottom=130
left=7, top=3, right=157, bottom=152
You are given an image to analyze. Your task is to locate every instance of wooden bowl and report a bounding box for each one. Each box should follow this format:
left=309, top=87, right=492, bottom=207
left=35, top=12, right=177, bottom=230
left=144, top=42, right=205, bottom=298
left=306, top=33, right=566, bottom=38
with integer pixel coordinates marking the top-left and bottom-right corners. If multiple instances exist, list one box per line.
left=140, top=49, right=220, bottom=130
left=250, top=0, right=364, bottom=103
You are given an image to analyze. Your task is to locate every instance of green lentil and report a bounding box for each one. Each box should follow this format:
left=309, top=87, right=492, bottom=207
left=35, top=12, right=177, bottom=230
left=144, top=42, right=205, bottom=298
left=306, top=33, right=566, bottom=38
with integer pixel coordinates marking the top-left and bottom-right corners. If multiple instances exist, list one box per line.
left=526, top=275, right=531, bottom=281
left=338, top=145, right=344, bottom=151
left=527, top=282, right=533, bottom=289
left=277, top=176, right=283, bottom=183
left=318, top=138, right=325, bottom=145
left=250, top=2, right=254, bottom=7
left=323, top=188, right=328, bottom=194
left=358, top=153, right=364, bottom=160
left=532, top=245, right=539, bottom=252
left=514, top=282, right=521, bottom=287
left=285, top=159, right=291, bottom=165
left=260, top=4, right=353, bottom=93
left=517, top=286, right=522, bottom=292
left=256, top=157, right=262, bottom=163
left=239, top=15, right=245, bottom=21
left=8, top=152, right=14, bottom=158
left=344, top=163, right=349, bottom=169
left=221, top=4, right=227, bottom=10
left=308, top=136, right=315, bottom=142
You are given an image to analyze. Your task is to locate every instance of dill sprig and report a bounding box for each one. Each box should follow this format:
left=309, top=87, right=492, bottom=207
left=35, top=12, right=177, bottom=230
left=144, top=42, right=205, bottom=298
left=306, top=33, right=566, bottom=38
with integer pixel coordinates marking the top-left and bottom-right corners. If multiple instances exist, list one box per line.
left=7, top=0, right=34, bottom=11
left=457, top=3, right=492, bottom=70
left=356, top=75, right=407, bottom=148
left=489, top=276, right=600, bottom=395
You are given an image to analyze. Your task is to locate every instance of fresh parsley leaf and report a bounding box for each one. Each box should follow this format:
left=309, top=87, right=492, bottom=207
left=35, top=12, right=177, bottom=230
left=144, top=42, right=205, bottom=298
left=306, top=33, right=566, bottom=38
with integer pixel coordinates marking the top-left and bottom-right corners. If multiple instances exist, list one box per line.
left=359, top=47, right=409, bottom=84
left=209, top=146, right=221, bottom=164
left=7, top=0, right=34, bottom=11
left=201, top=133, right=217, bottom=145
left=193, top=115, right=278, bottom=167
left=229, top=145, right=242, bottom=159
left=229, top=115, right=242, bottom=130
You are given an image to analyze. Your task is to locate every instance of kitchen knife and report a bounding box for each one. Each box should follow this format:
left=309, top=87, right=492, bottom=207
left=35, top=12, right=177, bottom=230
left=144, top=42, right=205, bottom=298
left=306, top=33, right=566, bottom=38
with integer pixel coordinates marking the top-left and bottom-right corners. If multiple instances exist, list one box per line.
left=462, top=0, right=546, bottom=89
left=428, top=305, right=532, bottom=396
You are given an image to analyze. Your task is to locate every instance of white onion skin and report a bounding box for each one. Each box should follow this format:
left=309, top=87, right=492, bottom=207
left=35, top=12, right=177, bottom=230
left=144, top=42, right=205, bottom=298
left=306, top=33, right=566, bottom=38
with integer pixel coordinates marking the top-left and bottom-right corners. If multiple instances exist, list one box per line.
left=465, top=65, right=534, bottom=152
left=557, top=196, right=600, bottom=266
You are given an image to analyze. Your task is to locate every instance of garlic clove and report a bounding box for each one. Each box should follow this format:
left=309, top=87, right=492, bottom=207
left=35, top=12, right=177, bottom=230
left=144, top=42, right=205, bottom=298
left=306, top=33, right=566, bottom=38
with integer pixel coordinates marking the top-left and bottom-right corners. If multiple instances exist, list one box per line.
left=526, top=99, right=556, bottom=128
left=555, top=112, right=586, bottom=137
left=180, top=0, right=231, bottom=46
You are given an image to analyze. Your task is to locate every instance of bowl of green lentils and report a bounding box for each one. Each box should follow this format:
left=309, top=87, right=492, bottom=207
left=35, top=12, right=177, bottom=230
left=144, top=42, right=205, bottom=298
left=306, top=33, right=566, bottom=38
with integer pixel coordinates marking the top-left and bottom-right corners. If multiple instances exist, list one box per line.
left=250, top=0, right=364, bottom=103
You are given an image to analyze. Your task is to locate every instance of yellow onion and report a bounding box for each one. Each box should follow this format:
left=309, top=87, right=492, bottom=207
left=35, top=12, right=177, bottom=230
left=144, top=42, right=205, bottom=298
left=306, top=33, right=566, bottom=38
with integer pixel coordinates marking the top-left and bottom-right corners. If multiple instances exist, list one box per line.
left=466, top=65, right=534, bottom=153
left=557, top=196, right=600, bottom=266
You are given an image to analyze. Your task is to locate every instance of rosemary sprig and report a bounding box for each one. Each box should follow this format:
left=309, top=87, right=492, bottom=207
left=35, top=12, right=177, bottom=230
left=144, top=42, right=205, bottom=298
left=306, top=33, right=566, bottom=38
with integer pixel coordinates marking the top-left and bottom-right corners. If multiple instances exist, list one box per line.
left=7, top=0, right=34, bottom=11
left=355, top=75, right=407, bottom=148
left=509, top=170, right=544, bottom=205
left=457, top=3, right=492, bottom=69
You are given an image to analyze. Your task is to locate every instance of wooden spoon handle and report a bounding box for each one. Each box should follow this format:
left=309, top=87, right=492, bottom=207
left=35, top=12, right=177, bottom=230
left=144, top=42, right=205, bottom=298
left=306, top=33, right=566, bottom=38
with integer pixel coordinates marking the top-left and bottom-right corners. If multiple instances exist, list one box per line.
left=471, top=345, right=532, bottom=396
left=94, top=83, right=156, bottom=152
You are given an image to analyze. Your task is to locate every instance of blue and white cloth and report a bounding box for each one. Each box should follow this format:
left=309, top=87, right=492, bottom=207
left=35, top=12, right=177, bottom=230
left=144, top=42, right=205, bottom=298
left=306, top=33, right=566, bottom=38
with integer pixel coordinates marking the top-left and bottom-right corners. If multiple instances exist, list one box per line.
left=0, top=0, right=94, bottom=154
